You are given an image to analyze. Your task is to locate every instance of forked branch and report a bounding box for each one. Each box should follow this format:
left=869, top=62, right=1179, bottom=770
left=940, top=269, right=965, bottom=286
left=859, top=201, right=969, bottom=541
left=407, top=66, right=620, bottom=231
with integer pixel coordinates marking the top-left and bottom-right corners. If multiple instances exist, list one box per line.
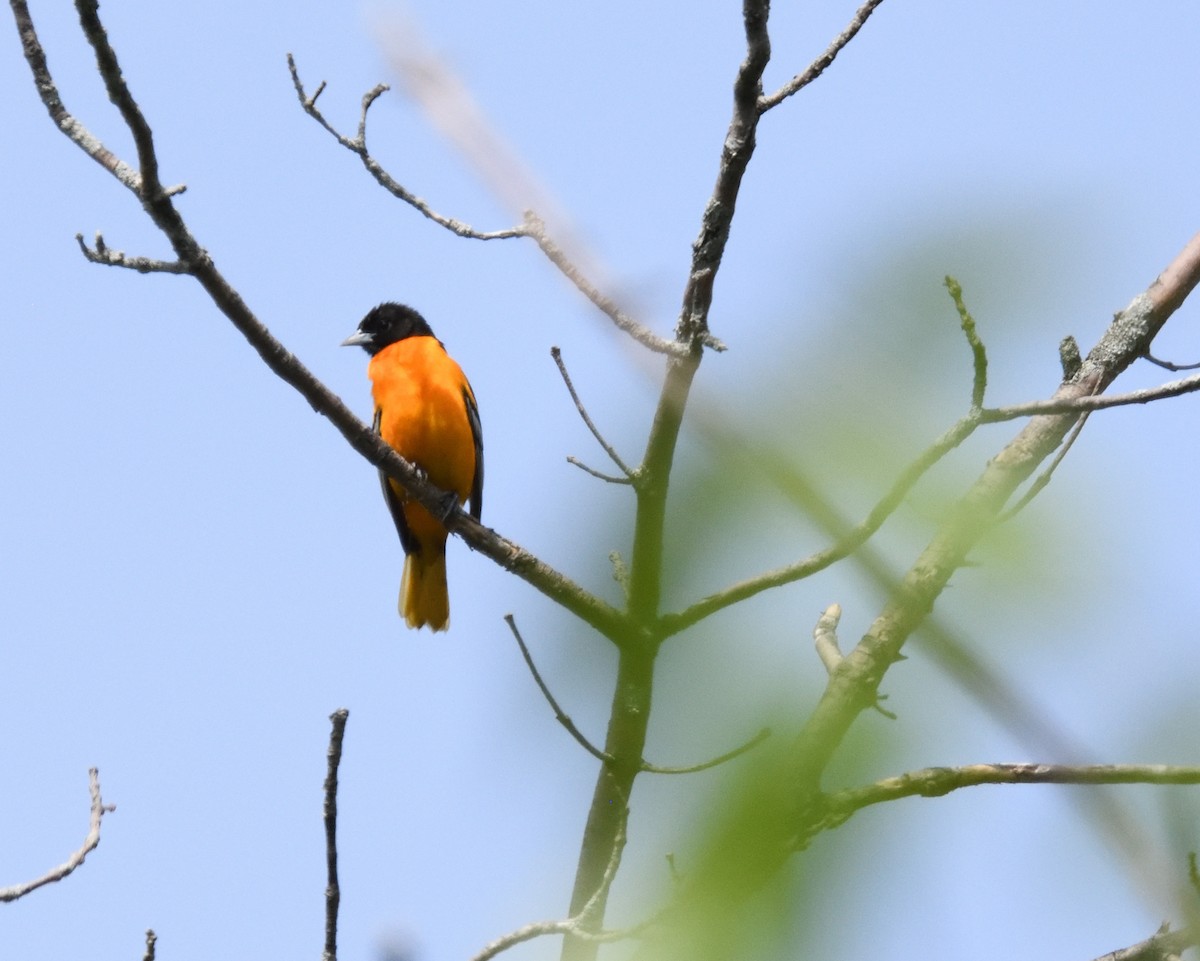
left=286, top=55, right=683, bottom=358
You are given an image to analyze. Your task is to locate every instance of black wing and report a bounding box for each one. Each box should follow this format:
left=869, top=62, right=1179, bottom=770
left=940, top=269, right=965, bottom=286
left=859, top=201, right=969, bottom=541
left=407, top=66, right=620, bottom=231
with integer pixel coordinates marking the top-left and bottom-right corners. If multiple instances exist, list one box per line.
left=464, top=384, right=484, bottom=520
left=374, top=407, right=417, bottom=556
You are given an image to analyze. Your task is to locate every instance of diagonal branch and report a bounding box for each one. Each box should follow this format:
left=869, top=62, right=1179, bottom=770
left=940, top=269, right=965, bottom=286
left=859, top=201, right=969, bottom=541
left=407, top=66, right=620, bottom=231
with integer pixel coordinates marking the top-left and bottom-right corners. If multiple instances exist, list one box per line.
left=11, top=0, right=140, bottom=191
left=506, top=615, right=612, bottom=764
left=641, top=727, right=771, bottom=775
left=551, top=347, right=637, bottom=484
left=759, top=0, right=889, bottom=112
left=0, top=768, right=112, bottom=903
left=660, top=408, right=983, bottom=638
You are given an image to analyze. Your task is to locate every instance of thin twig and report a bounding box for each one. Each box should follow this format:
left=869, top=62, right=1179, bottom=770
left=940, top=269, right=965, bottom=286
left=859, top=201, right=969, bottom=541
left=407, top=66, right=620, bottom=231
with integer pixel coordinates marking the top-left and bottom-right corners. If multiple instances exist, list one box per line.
left=288, top=55, right=525, bottom=242
left=142, top=930, right=157, bottom=961
left=551, top=346, right=636, bottom=482
left=0, top=768, right=112, bottom=902
left=566, top=457, right=634, bottom=485
left=981, top=372, right=1200, bottom=421
left=1144, top=351, right=1200, bottom=372
left=322, top=709, right=349, bottom=961
left=641, top=727, right=771, bottom=775
left=759, top=0, right=888, bottom=112
left=505, top=615, right=613, bottom=764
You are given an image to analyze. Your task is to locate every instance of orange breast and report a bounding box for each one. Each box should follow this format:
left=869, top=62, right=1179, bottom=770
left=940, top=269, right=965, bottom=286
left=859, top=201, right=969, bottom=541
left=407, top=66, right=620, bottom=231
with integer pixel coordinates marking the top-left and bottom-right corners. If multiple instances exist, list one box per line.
left=368, top=336, right=477, bottom=543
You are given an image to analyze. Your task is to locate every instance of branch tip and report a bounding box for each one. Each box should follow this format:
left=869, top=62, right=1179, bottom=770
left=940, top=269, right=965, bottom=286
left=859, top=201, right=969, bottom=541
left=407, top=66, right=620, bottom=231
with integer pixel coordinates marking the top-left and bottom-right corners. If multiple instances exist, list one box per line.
left=505, top=615, right=612, bottom=764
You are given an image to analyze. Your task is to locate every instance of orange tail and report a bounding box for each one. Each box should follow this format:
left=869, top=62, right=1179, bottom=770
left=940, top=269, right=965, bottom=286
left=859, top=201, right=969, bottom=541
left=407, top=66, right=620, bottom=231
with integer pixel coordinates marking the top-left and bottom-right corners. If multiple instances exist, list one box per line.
left=400, top=551, right=450, bottom=631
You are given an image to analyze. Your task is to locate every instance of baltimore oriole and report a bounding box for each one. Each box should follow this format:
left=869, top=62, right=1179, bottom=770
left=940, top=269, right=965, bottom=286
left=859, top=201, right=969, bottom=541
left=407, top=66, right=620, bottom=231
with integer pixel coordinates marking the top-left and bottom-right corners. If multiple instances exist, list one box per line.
left=342, top=303, right=483, bottom=631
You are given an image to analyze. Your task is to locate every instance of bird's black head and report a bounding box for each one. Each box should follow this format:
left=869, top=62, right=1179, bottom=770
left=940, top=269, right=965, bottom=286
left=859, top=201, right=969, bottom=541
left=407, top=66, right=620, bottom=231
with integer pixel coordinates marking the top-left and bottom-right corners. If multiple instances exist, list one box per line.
left=341, top=302, right=435, bottom=356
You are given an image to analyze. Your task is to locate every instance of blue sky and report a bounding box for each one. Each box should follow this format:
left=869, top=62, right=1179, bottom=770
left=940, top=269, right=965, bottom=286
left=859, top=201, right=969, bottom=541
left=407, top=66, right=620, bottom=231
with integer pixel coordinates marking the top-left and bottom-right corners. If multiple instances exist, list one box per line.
left=4, top=2, right=1200, bottom=959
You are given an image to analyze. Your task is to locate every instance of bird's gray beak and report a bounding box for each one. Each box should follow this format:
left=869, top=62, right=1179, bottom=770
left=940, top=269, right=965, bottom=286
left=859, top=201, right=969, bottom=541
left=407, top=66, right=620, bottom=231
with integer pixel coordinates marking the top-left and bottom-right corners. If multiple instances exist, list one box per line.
left=341, top=330, right=372, bottom=347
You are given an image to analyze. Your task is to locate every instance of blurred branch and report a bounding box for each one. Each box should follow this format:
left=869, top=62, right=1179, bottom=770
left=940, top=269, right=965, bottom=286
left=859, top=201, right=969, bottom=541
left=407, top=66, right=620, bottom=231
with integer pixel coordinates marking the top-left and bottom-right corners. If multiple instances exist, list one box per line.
left=660, top=407, right=983, bottom=638
left=286, top=56, right=684, bottom=358
left=788, top=228, right=1200, bottom=823
left=142, top=930, right=158, bottom=961
left=10, top=0, right=628, bottom=644
left=322, top=709, right=349, bottom=961
left=944, top=276, right=988, bottom=411
left=1090, top=922, right=1195, bottom=961
left=0, top=768, right=112, bottom=903
left=758, top=0, right=888, bottom=112
left=663, top=230, right=1200, bottom=637
left=813, top=603, right=845, bottom=673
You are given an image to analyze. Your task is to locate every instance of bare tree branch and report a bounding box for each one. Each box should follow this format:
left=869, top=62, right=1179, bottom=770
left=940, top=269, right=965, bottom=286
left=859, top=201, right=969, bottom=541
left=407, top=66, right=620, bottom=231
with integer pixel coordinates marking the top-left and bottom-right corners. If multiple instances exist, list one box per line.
left=287, top=55, right=522, bottom=242
left=322, top=709, right=349, bottom=961
left=142, top=930, right=158, bottom=961
left=11, top=0, right=141, bottom=192
left=759, top=0, right=889, bottom=112
left=0, top=768, right=111, bottom=903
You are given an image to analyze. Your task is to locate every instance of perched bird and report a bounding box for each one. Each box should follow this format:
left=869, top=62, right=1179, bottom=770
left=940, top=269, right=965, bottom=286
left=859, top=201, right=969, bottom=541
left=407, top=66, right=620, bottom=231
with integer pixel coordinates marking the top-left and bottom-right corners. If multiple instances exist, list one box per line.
left=342, top=303, right=483, bottom=630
